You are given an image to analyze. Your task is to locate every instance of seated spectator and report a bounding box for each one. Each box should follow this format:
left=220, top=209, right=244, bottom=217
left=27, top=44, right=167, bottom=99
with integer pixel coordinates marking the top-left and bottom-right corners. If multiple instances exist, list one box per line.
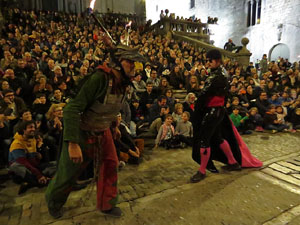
left=230, top=106, right=251, bottom=134
left=132, top=74, right=146, bottom=95
left=24, top=52, right=37, bottom=74
left=237, top=87, right=250, bottom=109
left=186, top=75, right=200, bottom=94
left=228, top=96, right=247, bottom=116
left=146, top=69, right=160, bottom=88
left=139, top=82, right=156, bottom=118
left=277, top=76, right=290, bottom=93
left=196, top=67, right=208, bottom=85
left=175, top=111, right=193, bottom=146
left=263, top=105, right=289, bottom=133
left=265, top=81, right=277, bottom=97
left=112, top=114, right=142, bottom=165
left=2, top=69, right=23, bottom=95
left=276, top=105, right=289, bottom=129
left=155, top=114, right=180, bottom=149
left=149, top=105, right=170, bottom=134
left=33, top=75, right=53, bottom=99
left=32, top=93, right=50, bottom=121
left=9, top=121, right=53, bottom=195
left=255, top=91, right=270, bottom=116
left=0, top=80, right=10, bottom=99
left=281, top=91, right=294, bottom=108
left=45, top=104, right=64, bottom=161
left=49, top=88, right=68, bottom=104
left=149, top=95, right=168, bottom=123
left=183, top=92, right=196, bottom=120
left=164, top=88, right=177, bottom=112
left=290, top=88, right=298, bottom=101
left=13, top=109, right=32, bottom=134
left=172, top=103, right=183, bottom=124
left=229, top=84, right=238, bottom=98
left=141, top=62, right=152, bottom=82
left=50, top=65, right=66, bottom=87
left=0, top=50, right=17, bottom=71
left=247, top=107, right=264, bottom=132
left=130, top=99, right=145, bottom=136
left=268, top=92, right=282, bottom=106
left=170, top=65, right=185, bottom=89
left=0, top=89, right=26, bottom=123
left=157, top=77, right=170, bottom=96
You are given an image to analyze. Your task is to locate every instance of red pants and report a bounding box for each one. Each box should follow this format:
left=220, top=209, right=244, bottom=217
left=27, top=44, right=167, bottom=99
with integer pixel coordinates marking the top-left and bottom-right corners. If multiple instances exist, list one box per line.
left=46, top=129, right=119, bottom=211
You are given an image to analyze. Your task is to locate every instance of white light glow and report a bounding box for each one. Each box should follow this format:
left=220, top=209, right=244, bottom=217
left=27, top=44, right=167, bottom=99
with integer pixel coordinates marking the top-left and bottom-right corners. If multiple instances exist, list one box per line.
left=90, top=0, right=96, bottom=10
left=125, top=21, right=132, bottom=28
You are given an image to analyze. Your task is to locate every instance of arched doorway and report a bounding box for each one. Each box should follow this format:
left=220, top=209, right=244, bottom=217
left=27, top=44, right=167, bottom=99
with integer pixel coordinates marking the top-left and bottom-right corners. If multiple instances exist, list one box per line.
left=269, top=43, right=290, bottom=61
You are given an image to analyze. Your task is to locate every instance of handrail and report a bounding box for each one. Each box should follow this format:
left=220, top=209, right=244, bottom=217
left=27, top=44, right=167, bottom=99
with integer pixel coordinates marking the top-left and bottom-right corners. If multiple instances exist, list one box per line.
left=151, top=17, right=210, bottom=43
left=173, top=33, right=252, bottom=67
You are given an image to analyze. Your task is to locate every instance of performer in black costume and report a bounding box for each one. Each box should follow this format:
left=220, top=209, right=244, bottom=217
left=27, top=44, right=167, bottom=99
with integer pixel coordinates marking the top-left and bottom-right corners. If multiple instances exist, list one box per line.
left=191, top=49, right=262, bottom=183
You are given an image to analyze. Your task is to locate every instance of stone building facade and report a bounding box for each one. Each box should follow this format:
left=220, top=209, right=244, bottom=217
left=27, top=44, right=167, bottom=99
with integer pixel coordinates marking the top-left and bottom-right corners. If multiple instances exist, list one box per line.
left=146, top=0, right=300, bottom=63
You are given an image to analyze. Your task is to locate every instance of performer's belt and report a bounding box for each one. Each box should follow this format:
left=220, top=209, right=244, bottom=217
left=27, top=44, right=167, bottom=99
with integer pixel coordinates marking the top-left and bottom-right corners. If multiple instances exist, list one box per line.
left=80, top=99, right=122, bottom=132
left=80, top=79, right=124, bottom=132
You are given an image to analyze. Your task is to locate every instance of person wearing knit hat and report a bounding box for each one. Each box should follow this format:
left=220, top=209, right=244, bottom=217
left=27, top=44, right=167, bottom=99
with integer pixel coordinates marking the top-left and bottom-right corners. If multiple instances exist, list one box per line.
left=45, top=44, right=146, bottom=219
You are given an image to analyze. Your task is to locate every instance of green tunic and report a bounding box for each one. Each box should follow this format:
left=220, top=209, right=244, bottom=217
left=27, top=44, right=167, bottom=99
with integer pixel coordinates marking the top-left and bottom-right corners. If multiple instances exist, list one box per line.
left=63, top=71, right=108, bottom=144
left=45, top=70, right=115, bottom=211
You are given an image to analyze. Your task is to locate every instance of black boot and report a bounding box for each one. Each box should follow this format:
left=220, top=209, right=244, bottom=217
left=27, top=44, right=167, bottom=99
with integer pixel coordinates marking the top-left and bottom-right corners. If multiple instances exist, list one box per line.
left=100, top=207, right=123, bottom=218
left=190, top=171, right=206, bottom=183
left=48, top=207, right=63, bottom=219
left=222, top=163, right=241, bottom=171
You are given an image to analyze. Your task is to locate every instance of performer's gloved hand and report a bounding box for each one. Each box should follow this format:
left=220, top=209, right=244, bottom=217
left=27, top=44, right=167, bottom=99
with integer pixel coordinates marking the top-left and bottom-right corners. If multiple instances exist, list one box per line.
left=68, top=142, right=83, bottom=164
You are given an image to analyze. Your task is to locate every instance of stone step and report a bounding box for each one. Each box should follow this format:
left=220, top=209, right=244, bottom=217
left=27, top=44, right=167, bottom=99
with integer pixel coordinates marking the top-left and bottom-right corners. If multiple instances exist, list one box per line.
left=277, top=161, right=300, bottom=172
left=262, top=168, right=300, bottom=186
left=268, top=163, right=295, bottom=174
left=286, top=159, right=300, bottom=166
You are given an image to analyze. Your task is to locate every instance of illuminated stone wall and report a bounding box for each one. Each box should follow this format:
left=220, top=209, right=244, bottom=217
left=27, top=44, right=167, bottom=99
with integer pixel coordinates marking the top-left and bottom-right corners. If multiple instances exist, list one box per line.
left=146, top=0, right=300, bottom=62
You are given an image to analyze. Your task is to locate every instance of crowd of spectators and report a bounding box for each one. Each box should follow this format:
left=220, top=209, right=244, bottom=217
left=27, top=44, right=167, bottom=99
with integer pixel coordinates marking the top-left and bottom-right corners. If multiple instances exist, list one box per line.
left=0, top=8, right=300, bottom=193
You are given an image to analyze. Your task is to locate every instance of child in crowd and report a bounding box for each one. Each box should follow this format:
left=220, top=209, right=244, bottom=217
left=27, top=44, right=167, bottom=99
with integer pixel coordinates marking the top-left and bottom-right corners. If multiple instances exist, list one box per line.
left=230, top=106, right=251, bottom=134
left=247, top=107, right=264, bottom=132
left=263, top=104, right=289, bottom=133
left=155, top=114, right=180, bottom=149
left=172, top=103, right=183, bottom=124
left=228, top=96, right=247, bottom=116
left=175, top=111, right=193, bottom=146
left=276, top=105, right=289, bottom=128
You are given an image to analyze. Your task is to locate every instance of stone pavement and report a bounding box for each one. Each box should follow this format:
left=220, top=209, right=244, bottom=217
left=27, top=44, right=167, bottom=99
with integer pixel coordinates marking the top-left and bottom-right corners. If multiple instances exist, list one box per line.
left=0, top=131, right=300, bottom=225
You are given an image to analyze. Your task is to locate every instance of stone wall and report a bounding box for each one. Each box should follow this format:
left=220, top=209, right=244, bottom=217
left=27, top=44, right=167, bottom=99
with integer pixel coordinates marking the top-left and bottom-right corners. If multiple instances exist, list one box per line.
left=93, top=0, right=145, bottom=17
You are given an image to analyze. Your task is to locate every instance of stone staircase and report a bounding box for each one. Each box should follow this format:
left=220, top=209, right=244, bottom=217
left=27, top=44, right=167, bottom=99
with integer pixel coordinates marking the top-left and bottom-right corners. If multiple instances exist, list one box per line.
left=173, top=90, right=187, bottom=103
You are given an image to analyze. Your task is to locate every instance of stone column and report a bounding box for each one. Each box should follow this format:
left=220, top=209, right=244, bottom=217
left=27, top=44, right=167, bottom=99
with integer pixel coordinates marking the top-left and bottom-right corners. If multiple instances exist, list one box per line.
left=163, top=18, right=171, bottom=33
left=236, top=37, right=252, bottom=67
